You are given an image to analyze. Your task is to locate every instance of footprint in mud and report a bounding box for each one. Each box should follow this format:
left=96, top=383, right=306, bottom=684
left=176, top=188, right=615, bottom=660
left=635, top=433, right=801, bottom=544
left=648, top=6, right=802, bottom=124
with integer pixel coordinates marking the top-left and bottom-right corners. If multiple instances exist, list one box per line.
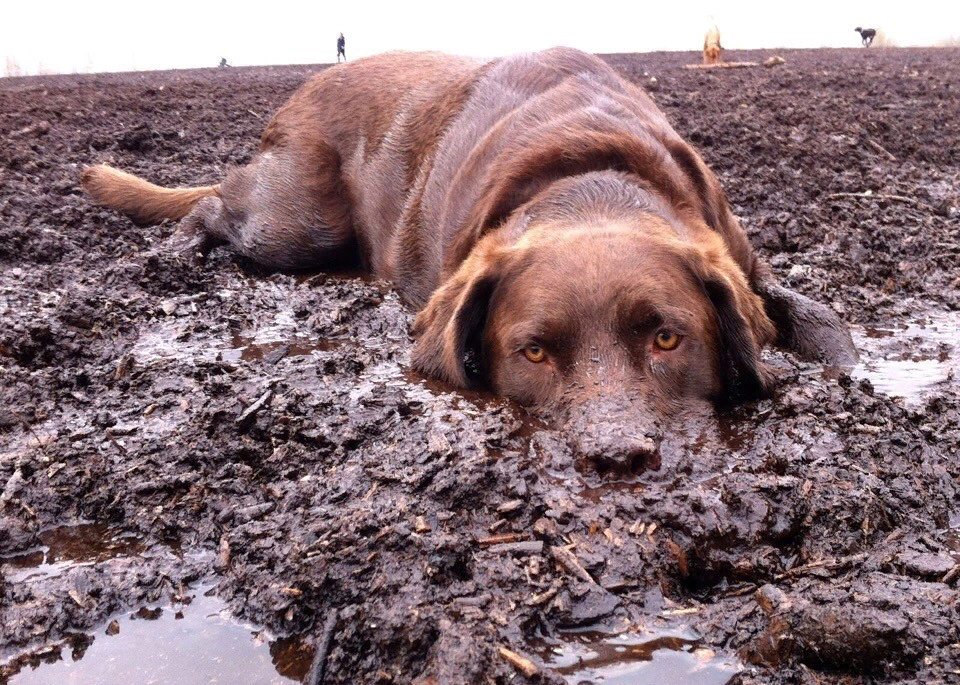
left=846, top=311, right=959, bottom=403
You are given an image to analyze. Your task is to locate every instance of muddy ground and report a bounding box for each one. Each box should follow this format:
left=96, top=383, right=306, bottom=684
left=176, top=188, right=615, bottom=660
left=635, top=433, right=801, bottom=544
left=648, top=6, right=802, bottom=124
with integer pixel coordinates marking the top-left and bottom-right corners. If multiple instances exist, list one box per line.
left=1, top=47, right=959, bottom=684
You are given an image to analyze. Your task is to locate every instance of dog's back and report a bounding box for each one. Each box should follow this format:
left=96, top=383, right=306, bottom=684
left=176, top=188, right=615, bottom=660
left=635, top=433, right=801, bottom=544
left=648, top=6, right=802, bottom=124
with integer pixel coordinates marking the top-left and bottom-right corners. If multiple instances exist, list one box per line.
left=84, top=49, right=754, bottom=304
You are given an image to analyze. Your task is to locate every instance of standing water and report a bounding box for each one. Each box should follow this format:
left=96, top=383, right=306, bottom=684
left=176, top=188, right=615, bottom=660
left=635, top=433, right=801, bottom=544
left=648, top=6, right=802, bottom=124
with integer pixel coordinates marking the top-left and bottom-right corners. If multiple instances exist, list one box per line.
left=848, top=312, right=959, bottom=403
left=532, top=628, right=741, bottom=684
left=4, top=587, right=313, bottom=685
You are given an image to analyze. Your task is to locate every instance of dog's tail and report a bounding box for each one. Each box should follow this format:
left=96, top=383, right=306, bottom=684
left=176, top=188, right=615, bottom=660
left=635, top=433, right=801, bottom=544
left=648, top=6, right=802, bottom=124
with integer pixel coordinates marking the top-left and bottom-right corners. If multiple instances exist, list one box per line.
left=82, top=164, right=220, bottom=225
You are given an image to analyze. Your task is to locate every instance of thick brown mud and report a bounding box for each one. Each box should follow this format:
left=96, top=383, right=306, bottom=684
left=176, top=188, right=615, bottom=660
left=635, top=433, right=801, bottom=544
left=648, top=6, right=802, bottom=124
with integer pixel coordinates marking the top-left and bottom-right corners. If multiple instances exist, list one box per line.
left=1, top=48, right=959, bottom=684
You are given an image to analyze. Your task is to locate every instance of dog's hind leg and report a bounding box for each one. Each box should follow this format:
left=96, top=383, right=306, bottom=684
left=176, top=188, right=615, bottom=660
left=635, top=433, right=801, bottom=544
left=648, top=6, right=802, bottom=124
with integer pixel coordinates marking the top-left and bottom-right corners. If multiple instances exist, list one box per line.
left=167, top=144, right=356, bottom=270
left=163, top=195, right=231, bottom=261
left=85, top=143, right=356, bottom=270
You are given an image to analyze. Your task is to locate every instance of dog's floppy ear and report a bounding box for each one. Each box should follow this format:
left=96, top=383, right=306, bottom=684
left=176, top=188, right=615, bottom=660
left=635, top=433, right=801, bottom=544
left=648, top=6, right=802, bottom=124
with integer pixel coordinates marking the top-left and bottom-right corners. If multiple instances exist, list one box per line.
left=685, top=254, right=777, bottom=406
left=752, top=278, right=859, bottom=365
left=410, top=239, right=503, bottom=388
left=701, top=275, right=775, bottom=406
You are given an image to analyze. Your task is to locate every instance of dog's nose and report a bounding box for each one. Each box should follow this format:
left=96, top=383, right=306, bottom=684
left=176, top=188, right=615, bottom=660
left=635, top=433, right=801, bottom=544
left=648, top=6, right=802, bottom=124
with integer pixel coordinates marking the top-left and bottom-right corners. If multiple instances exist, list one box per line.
left=565, top=395, right=662, bottom=476
left=573, top=426, right=662, bottom=475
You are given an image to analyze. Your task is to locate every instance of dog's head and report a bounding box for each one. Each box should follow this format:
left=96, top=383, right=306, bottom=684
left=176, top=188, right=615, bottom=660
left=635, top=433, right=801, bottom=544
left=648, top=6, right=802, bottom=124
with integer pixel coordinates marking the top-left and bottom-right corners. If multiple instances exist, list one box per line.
left=411, top=189, right=776, bottom=469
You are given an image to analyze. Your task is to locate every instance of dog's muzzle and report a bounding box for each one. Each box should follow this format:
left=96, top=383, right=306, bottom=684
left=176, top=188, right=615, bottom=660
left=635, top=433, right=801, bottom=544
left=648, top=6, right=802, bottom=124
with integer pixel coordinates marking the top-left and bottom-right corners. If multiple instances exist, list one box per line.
left=564, top=393, right=662, bottom=476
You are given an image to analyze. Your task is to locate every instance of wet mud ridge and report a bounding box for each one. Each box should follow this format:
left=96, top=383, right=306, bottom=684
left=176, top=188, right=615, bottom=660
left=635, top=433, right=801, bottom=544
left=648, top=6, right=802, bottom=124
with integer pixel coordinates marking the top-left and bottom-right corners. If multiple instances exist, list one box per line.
left=1, top=48, right=959, bottom=684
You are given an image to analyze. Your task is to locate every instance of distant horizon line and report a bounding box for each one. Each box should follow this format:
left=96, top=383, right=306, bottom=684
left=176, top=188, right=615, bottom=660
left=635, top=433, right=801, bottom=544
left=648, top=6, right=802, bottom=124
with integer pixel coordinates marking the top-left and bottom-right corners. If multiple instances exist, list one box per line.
left=6, top=42, right=959, bottom=79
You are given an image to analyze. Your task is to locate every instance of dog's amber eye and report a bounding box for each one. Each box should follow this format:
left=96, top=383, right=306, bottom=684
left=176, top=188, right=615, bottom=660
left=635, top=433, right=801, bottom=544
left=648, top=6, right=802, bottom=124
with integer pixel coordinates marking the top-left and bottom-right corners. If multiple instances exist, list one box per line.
left=654, top=330, right=681, bottom=351
left=523, top=344, right=547, bottom=363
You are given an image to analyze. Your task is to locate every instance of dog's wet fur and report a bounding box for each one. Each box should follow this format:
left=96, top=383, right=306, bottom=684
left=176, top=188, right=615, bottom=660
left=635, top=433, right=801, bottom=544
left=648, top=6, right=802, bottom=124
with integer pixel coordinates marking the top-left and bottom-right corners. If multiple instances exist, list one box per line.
left=84, top=48, right=857, bottom=468
left=703, top=27, right=724, bottom=64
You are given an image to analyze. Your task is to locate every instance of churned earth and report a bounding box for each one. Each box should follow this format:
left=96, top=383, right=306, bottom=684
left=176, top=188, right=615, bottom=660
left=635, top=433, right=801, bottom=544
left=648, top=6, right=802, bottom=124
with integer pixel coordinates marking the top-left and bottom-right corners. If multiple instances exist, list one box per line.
left=1, top=47, right=959, bottom=684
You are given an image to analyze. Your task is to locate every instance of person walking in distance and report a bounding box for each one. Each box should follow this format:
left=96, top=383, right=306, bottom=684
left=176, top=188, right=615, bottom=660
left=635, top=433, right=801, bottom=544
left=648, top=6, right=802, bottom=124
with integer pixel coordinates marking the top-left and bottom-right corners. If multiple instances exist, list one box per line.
left=337, top=33, right=346, bottom=62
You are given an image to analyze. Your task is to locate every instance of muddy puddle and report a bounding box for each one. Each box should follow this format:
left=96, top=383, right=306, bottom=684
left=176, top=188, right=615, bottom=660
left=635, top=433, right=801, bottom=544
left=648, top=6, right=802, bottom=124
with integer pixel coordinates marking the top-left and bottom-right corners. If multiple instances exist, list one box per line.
left=847, top=311, right=959, bottom=403
left=3, top=586, right=313, bottom=685
left=130, top=306, right=341, bottom=366
left=0, top=524, right=143, bottom=583
left=221, top=334, right=341, bottom=363
left=532, top=628, right=740, bottom=684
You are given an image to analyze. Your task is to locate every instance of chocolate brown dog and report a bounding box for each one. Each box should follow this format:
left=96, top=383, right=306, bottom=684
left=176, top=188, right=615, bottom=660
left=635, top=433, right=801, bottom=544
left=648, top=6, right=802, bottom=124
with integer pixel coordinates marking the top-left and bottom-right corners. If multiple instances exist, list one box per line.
left=84, top=48, right=856, bottom=467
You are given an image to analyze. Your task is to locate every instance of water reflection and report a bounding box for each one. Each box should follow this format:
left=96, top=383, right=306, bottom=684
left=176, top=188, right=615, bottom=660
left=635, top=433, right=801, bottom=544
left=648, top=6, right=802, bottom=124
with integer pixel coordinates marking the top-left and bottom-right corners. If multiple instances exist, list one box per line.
left=1, top=523, right=143, bottom=582
left=848, top=312, right=959, bottom=403
left=7, top=587, right=314, bottom=685
left=221, top=334, right=340, bottom=363
left=532, top=628, right=741, bottom=684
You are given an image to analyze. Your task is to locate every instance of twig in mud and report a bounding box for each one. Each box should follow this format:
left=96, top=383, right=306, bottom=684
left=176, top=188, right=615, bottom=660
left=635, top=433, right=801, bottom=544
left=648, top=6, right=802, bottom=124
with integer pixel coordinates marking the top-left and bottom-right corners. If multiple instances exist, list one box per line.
left=477, top=532, right=530, bottom=546
left=719, top=583, right=759, bottom=598
left=107, top=434, right=128, bottom=454
left=498, top=646, right=539, bottom=678
left=825, top=192, right=932, bottom=210
left=941, top=563, right=960, bottom=586
left=526, top=580, right=562, bottom=606
left=550, top=545, right=596, bottom=584
left=305, top=609, right=339, bottom=685
left=13, top=410, right=48, bottom=452
left=865, top=138, right=897, bottom=161
left=775, top=552, right=869, bottom=580
left=236, top=388, right=273, bottom=426
left=488, top=540, right=544, bottom=555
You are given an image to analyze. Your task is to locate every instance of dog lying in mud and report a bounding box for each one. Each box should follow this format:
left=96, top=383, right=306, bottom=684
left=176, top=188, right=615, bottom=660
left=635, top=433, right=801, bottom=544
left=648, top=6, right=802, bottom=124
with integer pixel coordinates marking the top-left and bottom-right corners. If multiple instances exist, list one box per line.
left=84, top=48, right=857, bottom=468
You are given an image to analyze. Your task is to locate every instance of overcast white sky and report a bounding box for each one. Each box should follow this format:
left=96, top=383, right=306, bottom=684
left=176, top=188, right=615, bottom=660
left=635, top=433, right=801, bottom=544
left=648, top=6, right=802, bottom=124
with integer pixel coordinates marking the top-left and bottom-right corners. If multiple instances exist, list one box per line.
left=3, top=0, right=958, bottom=75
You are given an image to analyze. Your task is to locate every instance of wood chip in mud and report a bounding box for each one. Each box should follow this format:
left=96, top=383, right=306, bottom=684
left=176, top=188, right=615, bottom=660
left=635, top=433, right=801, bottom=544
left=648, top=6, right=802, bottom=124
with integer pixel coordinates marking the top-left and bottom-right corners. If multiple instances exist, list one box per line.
left=413, top=515, right=430, bottom=533
left=487, top=540, right=543, bottom=555
left=551, top=545, right=596, bottom=584
left=477, top=532, right=530, bottom=546
left=527, top=580, right=563, bottom=606
left=496, top=499, right=525, bottom=514
left=236, top=388, right=273, bottom=426
left=498, top=646, right=538, bottom=677
left=218, top=537, right=231, bottom=567
left=68, top=588, right=88, bottom=608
